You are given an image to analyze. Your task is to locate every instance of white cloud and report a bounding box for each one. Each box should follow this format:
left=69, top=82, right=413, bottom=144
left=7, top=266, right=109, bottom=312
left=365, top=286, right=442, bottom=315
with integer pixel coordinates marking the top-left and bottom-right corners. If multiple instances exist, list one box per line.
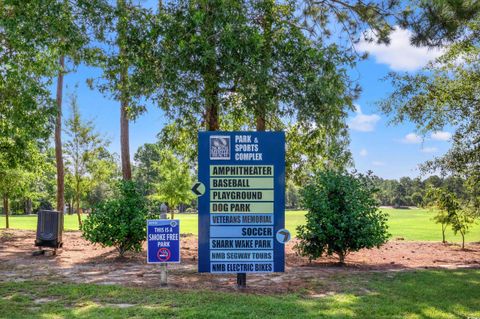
left=348, top=105, right=381, bottom=132
left=359, top=148, right=368, bottom=157
left=431, top=131, right=452, bottom=141
left=401, top=133, right=422, bottom=144
left=356, top=26, right=444, bottom=71
left=372, top=161, right=386, bottom=166
left=421, top=147, right=438, bottom=153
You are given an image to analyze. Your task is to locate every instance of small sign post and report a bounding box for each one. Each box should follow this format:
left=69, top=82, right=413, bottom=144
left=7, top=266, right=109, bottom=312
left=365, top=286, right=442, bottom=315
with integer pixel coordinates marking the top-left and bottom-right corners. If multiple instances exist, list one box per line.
left=147, top=219, right=181, bottom=287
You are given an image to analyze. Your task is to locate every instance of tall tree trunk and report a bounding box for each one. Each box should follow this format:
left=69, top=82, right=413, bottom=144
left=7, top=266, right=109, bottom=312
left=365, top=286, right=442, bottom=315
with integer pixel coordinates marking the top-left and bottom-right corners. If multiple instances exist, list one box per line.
left=255, top=0, right=273, bottom=131
left=256, top=116, right=266, bottom=131
left=76, top=198, right=82, bottom=229
left=3, top=195, right=9, bottom=229
left=56, top=55, right=65, bottom=213
left=120, top=101, right=132, bottom=180
left=461, top=231, right=465, bottom=250
left=75, top=178, right=82, bottom=229
left=201, top=1, right=219, bottom=131
left=24, top=198, right=32, bottom=215
left=118, top=0, right=132, bottom=180
left=204, top=75, right=220, bottom=131
left=442, top=223, right=446, bottom=244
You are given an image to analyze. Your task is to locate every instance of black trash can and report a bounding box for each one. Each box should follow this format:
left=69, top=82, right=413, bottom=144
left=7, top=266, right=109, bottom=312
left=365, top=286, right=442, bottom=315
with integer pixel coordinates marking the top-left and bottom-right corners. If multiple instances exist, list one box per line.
left=35, top=210, right=63, bottom=248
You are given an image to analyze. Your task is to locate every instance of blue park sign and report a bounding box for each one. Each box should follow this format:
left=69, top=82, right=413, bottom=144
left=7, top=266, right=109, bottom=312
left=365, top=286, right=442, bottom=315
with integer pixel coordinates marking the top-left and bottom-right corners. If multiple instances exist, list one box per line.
left=147, top=220, right=180, bottom=263
left=197, top=131, right=286, bottom=273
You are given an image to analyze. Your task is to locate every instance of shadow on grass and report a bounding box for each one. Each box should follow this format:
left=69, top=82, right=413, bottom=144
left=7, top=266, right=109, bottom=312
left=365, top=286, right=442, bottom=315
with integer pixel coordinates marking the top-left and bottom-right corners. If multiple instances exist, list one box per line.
left=0, top=269, right=479, bottom=318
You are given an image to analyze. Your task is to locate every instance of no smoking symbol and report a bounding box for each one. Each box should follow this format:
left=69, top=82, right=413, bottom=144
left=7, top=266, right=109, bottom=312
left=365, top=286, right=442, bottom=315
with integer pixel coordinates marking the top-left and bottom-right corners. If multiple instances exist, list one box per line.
left=157, top=248, right=171, bottom=262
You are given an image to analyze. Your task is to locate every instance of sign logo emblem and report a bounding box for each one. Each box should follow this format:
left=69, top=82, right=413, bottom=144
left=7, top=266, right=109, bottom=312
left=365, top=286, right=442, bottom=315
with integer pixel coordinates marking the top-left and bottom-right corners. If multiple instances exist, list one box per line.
left=210, top=136, right=230, bottom=160
left=157, top=248, right=171, bottom=262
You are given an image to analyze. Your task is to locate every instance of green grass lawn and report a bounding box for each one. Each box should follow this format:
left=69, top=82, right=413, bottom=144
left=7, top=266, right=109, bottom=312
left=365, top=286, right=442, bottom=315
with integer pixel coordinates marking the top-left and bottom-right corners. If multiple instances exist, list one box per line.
left=383, top=207, right=479, bottom=242
left=0, top=269, right=478, bottom=318
left=288, top=208, right=480, bottom=242
left=1, top=207, right=479, bottom=242
left=0, top=214, right=85, bottom=231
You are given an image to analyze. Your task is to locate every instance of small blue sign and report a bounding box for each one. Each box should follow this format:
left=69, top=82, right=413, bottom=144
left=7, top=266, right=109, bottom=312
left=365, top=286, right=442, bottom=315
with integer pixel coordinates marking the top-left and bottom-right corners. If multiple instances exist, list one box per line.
left=147, top=220, right=180, bottom=263
left=198, top=131, right=286, bottom=273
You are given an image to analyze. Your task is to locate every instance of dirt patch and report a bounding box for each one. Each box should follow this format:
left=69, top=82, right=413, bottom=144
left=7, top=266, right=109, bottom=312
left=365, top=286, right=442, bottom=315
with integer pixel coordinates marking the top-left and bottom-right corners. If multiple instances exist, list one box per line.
left=33, top=297, right=60, bottom=304
left=0, top=229, right=479, bottom=294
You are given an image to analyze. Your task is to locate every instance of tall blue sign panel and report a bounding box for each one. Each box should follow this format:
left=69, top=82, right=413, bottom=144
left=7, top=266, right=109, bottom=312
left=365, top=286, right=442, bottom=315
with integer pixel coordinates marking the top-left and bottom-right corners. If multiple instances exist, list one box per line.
left=147, top=220, right=180, bottom=263
left=198, top=132, right=285, bottom=273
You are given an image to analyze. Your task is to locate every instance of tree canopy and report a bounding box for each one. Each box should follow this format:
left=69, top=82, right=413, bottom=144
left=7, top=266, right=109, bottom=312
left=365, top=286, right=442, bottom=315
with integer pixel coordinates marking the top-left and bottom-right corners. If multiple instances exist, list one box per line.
left=128, top=0, right=402, bottom=183
left=381, top=3, right=480, bottom=216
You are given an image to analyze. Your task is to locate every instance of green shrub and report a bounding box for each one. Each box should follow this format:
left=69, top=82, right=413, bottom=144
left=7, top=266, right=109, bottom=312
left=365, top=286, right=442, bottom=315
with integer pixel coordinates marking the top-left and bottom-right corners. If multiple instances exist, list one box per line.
left=296, top=170, right=390, bottom=263
left=82, top=180, right=148, bottom=257
left=428, top=187, right=474, bottom=249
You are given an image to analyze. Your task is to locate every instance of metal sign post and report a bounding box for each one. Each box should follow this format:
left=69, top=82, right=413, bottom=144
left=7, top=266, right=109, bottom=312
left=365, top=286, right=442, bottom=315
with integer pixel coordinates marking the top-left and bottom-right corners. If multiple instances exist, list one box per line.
left=160, top=263, right=167, bottom=287
left=196, top=132, right=287, bottom=288
left=237, top=272, right=246, bottom=288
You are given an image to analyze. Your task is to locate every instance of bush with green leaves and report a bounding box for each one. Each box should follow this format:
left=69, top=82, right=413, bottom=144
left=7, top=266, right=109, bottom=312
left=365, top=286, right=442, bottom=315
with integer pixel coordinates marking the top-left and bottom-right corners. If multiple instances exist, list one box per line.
left=296, top=170, right=389, bottom=263
left=82, top=180, right=148, bottom=257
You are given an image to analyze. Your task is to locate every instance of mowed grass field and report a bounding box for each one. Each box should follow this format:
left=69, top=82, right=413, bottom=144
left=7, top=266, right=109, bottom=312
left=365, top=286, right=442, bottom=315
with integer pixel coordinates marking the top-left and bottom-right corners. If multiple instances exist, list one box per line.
left=1, top=208, right=479, bottom=242
left=0, top=269, right=479, bottom=318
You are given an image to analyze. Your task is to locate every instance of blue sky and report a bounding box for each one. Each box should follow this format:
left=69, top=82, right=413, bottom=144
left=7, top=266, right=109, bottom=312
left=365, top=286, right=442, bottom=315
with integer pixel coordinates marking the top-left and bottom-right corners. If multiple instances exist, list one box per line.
left=58, top=26, right=452, bottom=180
left=350, top=27, right=450, bottom=179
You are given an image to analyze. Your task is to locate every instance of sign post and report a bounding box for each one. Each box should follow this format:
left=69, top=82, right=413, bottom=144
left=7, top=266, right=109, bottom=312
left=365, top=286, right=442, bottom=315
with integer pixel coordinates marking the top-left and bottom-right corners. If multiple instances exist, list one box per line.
left=197, top=132, right=286, bottom=287
left=147, top=219, right=181, bottom=286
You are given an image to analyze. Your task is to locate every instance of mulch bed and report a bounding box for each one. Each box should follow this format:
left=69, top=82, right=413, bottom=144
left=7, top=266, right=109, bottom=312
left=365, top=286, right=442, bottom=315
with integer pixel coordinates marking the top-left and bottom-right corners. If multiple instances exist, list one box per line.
left=1, top=230, right=479, bottom=294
